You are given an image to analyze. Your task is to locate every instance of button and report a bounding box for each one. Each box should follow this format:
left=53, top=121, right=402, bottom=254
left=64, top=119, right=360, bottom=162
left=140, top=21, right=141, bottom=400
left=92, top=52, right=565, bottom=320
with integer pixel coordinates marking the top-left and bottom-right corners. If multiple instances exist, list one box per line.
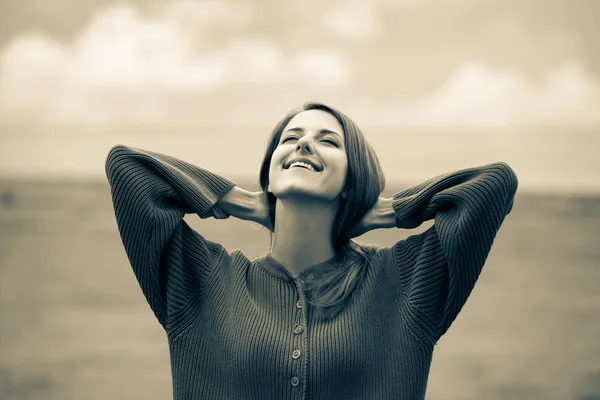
left=293, top=325, right=303, bottom=334
left=292, top=349, right=301, bottom=359
left=291, top=376, right=300, bottom=387
left=296, top=299, right=304, bottom=309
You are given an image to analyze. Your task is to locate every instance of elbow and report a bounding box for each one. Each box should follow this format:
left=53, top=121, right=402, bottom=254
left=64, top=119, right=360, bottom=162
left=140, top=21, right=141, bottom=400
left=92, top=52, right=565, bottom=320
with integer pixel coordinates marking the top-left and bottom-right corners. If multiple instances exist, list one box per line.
left=105, top=144, right=131, bottom=182
left=497, top=162, right=519, bottom=196
left=489, top=162, right=518, bottom=193
left=493, top=162, right=519, bottom=214
left=107, top=144, right=130, bottom=160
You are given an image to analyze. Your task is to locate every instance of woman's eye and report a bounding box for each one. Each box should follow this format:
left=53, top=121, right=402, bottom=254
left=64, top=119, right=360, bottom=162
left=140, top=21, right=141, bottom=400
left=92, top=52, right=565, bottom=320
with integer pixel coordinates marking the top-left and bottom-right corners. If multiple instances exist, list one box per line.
left=281, top=136, right=338, bottom=146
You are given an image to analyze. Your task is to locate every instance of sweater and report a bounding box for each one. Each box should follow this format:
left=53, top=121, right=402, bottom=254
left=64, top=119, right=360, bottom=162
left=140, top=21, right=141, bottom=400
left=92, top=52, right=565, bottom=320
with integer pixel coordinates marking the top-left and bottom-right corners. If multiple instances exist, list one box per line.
left=105, top=144, right=518, bottom=400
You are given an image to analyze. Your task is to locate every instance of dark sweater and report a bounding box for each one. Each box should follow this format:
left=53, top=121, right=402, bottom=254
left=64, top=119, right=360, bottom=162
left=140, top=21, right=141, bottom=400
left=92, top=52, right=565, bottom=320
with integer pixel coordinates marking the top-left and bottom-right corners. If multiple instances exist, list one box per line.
left=105, top=145, right=518, bottom=400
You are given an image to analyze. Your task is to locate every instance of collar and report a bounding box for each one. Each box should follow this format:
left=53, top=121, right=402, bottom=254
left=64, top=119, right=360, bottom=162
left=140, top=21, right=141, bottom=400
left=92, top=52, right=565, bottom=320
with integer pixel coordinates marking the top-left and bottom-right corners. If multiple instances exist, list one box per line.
left=256, top=253, right=342, bottom=283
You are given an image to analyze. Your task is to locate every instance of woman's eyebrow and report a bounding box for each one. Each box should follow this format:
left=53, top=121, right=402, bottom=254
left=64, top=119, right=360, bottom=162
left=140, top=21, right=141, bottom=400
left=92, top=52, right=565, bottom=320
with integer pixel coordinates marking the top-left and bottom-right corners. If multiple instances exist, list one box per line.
left=283, top=127, right=342, bottom=140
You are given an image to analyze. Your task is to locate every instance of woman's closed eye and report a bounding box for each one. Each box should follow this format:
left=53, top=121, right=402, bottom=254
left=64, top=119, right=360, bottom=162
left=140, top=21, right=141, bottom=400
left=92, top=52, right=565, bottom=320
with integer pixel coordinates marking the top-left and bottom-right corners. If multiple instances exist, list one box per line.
left=282, top=135, right=298, bottom=143
left=282, top=136, right=338, bottom=147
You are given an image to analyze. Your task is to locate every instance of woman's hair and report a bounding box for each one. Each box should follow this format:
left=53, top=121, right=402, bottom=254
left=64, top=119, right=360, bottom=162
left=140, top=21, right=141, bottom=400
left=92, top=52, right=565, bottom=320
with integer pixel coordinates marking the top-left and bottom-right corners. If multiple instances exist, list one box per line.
left=259, top=101, right=386, bottom=320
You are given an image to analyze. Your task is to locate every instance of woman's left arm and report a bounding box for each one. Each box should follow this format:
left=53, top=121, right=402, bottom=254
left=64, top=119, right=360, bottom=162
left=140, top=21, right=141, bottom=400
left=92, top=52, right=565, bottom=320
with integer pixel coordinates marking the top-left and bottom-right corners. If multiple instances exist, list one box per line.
left=358, top=162, right=518, bottom=340
left=365, top=161, right=517, bottom=230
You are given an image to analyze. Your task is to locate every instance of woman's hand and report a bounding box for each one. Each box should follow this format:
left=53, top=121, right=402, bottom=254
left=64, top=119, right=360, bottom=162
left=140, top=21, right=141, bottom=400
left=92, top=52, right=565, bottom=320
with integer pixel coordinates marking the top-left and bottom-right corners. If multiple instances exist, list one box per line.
left=349, top=197, right=395, bottom=238
left=349, top=216, right=371, bottom=238
left=217, top=186, right=273, bottom=232
left=249, top=190, right=273, bottom=232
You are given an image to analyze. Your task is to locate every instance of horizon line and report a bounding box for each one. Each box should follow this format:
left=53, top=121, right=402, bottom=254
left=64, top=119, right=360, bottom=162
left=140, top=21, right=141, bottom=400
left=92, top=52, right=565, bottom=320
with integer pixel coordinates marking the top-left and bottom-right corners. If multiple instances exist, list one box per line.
left=1, top=174, right=599, bottom=197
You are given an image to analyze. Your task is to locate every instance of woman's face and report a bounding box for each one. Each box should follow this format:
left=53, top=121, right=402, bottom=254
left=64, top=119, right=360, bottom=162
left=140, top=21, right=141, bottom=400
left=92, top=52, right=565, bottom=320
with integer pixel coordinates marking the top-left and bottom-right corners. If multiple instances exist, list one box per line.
left=268, top=110, right=348, bottom=202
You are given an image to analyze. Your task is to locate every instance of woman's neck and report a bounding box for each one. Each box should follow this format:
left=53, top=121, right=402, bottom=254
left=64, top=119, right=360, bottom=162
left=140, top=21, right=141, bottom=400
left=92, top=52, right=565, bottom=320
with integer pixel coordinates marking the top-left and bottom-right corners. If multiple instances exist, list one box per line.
left=270, top=197, right=337, bottom=275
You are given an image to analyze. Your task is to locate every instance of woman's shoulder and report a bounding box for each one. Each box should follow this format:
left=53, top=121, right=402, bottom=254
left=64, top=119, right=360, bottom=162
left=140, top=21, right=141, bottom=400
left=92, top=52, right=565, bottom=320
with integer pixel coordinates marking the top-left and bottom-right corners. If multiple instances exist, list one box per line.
left=194, top=246, right=253, bottom=281
left=351, top=228, right=437, bottom=270
left=351, top=241, right=385, bottom=256
left=220, top=248, right=253, bottom=266
left=348, top=240, right=391, bottom=268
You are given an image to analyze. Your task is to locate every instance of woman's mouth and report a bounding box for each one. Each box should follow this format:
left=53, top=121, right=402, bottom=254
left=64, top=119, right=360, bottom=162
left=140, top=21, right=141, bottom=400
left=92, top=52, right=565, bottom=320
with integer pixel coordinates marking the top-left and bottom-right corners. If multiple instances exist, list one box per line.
left=285, top=160, right=321, bottom=172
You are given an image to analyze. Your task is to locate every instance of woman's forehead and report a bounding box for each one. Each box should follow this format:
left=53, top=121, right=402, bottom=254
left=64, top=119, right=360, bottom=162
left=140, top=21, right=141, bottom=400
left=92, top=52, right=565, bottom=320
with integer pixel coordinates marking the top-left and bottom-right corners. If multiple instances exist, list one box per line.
left=284, top=110, right=343, bottom=137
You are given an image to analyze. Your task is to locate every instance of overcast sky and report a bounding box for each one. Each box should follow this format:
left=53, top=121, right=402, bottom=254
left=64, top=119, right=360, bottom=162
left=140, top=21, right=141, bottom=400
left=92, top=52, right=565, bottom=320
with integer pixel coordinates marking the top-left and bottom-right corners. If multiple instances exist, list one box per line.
left=0, top=0, right=599, bottom=193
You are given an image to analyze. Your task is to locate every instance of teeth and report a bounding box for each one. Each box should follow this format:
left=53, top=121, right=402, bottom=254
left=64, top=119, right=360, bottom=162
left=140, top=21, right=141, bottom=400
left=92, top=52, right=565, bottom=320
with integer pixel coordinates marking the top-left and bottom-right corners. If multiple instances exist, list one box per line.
left=289, top=161, right=316, bottom=171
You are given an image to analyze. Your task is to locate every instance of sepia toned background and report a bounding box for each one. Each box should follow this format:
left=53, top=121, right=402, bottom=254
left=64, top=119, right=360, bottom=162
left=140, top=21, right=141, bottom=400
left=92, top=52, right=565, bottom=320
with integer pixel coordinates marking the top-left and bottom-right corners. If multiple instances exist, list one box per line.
left=1, top=0, right=599, bottom=399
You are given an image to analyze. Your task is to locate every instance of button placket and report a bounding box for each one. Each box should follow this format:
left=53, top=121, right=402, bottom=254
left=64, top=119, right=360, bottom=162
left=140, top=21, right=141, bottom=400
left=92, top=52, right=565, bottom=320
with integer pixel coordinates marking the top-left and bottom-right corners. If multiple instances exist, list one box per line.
left=290, top=280, right=308, bottom=395
left=290, top=297, right=304, bottom=389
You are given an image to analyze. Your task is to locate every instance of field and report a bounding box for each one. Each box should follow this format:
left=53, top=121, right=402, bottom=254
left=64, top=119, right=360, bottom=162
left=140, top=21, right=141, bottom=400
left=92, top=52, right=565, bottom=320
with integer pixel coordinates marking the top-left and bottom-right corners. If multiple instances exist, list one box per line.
left=0, top=179, right=599, bottom=400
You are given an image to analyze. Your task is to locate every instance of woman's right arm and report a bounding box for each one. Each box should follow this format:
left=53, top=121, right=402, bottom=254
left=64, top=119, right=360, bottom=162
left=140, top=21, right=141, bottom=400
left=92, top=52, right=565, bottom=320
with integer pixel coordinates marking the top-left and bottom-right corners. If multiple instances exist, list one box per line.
left=105, top=144, right=236, bottom=331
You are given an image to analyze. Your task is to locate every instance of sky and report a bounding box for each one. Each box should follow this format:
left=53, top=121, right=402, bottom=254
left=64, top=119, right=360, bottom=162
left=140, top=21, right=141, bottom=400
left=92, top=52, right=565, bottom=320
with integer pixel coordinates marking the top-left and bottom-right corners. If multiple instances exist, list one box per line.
left=0, top=0, right=599, bottom=193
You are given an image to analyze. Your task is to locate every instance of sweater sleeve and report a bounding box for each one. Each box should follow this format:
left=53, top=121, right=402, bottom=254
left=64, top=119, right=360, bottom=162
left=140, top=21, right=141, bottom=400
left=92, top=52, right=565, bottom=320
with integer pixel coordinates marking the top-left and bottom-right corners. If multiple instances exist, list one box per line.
left=391, top=162, right=518, bottom=342
left=105, top=145, right=236, bottom=333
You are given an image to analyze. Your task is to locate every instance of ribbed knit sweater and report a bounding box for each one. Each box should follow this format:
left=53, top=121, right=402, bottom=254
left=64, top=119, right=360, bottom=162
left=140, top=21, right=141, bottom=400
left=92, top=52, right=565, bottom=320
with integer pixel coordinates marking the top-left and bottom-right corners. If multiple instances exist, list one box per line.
left=105, top=144, right=518, bottom=400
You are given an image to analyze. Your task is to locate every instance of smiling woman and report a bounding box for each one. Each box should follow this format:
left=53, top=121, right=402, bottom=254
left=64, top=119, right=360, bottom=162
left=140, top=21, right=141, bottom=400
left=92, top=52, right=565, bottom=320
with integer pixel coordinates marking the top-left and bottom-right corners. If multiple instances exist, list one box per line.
left=105, top=101, right=518, bottom=399
left=258, top=103, right=385, bottom=321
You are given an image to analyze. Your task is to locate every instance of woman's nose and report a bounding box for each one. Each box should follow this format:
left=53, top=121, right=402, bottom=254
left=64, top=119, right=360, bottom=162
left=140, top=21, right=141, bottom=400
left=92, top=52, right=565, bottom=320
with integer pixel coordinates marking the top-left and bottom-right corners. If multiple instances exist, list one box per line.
left=296, top=136, right=313, bottom=153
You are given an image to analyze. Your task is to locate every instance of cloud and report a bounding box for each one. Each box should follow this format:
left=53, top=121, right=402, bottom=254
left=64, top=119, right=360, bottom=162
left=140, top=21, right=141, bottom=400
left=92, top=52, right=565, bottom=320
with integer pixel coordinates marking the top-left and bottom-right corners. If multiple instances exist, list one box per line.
left=323, top=2, right=380, bottom=39
left=294, top=51, right=350, bottom=86
left=157, top=0, right=253, bottom=30
left=0, top=1, right=598, bottom=128
left=0, top=2, right=350, bottom=124
left=348, top=60, right=600, bottom=127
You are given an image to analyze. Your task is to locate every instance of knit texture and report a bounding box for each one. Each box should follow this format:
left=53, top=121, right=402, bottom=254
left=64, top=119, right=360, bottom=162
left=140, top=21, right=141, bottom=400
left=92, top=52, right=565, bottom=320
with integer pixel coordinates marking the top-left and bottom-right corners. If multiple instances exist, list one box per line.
left=105, top=145, right=518, bottom=400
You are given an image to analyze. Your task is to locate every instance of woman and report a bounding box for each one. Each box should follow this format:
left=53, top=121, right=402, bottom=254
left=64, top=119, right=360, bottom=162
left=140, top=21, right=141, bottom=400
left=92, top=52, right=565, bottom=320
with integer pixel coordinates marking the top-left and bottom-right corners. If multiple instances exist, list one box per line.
left=105, top=102, right=518, bottom=400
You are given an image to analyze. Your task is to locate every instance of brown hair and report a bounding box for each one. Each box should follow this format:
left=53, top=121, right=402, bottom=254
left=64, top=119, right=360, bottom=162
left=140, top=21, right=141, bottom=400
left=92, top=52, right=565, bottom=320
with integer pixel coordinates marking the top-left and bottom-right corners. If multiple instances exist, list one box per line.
left=259, top=102, right=386, bottom=320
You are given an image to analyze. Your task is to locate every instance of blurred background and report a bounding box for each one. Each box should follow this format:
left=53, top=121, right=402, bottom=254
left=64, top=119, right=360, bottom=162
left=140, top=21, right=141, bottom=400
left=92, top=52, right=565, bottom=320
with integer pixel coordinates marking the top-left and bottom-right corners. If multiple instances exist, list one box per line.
left=0, top=0, right=599, bottom=399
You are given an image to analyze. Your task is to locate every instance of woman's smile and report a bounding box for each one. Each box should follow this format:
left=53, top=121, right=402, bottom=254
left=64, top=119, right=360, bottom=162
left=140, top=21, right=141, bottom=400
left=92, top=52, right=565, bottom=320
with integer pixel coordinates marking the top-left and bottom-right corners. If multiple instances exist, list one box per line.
left=288, top=164, right=319, bottom=172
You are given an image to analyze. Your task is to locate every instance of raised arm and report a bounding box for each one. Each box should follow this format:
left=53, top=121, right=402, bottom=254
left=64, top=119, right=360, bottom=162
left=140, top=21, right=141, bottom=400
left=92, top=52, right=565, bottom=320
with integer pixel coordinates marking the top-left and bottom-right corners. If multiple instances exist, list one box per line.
left=105, top=144, right=236, bottom=332
left=374, top=162, right=518, bottom=342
